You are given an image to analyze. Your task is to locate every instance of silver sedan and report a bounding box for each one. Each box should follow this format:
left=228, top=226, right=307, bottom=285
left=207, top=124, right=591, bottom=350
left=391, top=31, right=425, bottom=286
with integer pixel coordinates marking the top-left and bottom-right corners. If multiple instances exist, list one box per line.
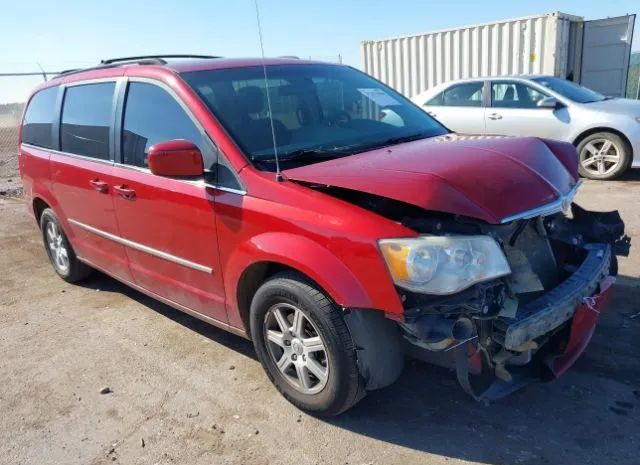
left=410, top=76, right=640, bottom=180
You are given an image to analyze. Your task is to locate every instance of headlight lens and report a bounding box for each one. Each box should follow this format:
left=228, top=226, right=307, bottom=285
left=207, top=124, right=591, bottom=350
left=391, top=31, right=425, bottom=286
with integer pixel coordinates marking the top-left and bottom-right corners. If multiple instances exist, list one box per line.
left=379, top=235, right=511, bottom=295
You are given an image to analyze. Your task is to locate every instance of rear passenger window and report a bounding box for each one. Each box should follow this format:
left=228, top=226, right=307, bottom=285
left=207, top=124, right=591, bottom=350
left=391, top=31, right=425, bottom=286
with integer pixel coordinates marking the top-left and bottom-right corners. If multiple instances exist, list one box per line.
left=61, top=83, right=115, bottom=160
left=22, top=86, right=58, bottom=148
left=443, top=82, right=484, bottom=107
left=122, top=82, right=204, bottom=168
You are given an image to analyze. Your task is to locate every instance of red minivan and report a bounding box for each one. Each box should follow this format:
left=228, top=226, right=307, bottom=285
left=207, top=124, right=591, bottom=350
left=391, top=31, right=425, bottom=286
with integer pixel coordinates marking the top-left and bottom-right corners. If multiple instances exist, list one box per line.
left=19, top=55, right=629, bottom=415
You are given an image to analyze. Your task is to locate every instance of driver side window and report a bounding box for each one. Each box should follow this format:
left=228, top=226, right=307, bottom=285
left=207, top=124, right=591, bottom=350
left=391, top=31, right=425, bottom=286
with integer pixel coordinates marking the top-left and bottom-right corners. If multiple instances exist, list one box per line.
left=491, top=82, right=548, bottom=109
left=122, top=82, right=208, bottom=168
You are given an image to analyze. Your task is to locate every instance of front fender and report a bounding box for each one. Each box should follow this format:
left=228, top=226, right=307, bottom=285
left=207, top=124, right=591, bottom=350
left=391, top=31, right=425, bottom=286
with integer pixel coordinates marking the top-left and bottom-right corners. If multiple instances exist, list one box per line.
left=224, top=232, right=402, bottom=329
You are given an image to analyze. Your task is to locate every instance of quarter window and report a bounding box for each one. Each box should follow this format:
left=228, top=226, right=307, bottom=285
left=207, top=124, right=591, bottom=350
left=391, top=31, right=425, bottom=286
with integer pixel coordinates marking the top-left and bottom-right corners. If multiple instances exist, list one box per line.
left=491, top=82, right=548, bottom=109
left=122, top=82, right=205, bottom=168
left=442, top=83, right=484, bottom=107
left=60, top=83, right=115, bottom=160
left=22, top=86, right=58, bottom=148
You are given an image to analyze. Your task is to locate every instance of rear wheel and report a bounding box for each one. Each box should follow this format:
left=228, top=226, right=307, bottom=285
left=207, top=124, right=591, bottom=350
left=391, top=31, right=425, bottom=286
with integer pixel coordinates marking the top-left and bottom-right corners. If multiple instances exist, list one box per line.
left=250, top=272, right=364, bottom=416
left=576, top=132, right=631, bottom=180
left=40, top=209, right=92, bottom=282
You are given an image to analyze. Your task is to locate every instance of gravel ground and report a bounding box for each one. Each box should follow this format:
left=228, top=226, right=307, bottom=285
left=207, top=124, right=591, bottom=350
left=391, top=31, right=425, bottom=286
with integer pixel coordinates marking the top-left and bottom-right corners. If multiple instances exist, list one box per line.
left=0, top=148, right=21, bottom=197
left=1, top=175, right=639, bottom=465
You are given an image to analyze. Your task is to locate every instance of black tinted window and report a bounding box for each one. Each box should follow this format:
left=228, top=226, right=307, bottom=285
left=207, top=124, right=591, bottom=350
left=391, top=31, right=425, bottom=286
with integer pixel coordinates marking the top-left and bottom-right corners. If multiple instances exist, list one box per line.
left=22, top=86, right=58, bottom=148
left=182, top=65, right=447, bottom=170
left=443, top=82, right=484, bottom=107
left=61, top=83, right=115, bottom=160
left=122, top=82, right=204, bottom=168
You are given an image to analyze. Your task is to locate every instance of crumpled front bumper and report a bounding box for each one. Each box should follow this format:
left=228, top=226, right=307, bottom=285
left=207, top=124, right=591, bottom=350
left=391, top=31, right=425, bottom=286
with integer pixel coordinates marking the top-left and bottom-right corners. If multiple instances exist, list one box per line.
left=455, top=243, right=616, bottom=402
left=494, top=243, right=612, bottom=351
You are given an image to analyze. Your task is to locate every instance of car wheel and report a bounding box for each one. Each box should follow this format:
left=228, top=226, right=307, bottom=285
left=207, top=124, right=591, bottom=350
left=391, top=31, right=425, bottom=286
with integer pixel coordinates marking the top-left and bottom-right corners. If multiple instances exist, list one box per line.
left=576, top=132, right=631, bottom=180
left=250, top=272, right=365, bottom=416
left=40, top=208, right=92, bottom=282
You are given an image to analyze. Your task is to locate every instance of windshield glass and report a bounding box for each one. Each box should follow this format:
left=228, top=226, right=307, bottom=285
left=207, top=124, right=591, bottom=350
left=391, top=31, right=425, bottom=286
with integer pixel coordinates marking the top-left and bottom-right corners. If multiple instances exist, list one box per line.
left=531, top=76, right=606, bottom=103
left=182, top=64, right=448, bottom=169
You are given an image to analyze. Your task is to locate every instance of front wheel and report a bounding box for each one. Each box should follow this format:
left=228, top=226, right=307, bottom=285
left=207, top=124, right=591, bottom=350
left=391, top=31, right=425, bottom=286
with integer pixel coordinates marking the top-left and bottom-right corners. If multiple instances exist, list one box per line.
left=576, top=132, right=631, bottom=180
left=40, top=208, right=92, bottom=282
left=250, top=272, right=364, bottom=416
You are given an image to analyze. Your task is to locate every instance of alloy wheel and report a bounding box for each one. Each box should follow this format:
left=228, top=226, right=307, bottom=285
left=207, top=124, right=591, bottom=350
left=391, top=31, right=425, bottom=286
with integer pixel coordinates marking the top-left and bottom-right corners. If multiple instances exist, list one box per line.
left=46, top=221, right=70, bottom=274
left=263, top=303, right=329, bottom=395
left=580, top=138, right=621, bottom=177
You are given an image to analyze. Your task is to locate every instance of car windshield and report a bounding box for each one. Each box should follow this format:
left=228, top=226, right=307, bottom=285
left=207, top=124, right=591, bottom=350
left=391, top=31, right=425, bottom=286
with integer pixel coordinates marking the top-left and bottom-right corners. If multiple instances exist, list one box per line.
left=531, top=76, right=606, bottom=103
left=182, top=64, right=448, bottom=169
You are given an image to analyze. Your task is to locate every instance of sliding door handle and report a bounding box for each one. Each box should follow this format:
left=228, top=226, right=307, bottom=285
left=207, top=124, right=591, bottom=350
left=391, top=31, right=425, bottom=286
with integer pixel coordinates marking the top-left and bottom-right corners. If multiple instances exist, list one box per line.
left=89, top=178, right=108, bottom=193
left=488, top=113, right=503, bottom=120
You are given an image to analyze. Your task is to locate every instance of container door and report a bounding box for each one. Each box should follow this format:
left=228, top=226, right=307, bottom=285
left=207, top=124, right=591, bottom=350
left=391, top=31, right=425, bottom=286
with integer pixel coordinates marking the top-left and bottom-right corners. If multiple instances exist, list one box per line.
left=579, top=15, right=635, bottom=97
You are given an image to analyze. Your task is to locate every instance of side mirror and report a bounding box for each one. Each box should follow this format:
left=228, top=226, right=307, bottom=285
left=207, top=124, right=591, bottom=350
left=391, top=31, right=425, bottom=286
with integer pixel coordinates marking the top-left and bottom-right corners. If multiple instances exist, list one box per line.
left=148, top=140, right=204, bottom=177
left=537, top=96, right=563, bottom=110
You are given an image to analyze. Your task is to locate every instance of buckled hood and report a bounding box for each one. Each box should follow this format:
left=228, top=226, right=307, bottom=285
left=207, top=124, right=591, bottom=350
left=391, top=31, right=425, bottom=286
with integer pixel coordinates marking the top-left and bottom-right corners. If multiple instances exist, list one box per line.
left=283, top=135, right=579, bottom=224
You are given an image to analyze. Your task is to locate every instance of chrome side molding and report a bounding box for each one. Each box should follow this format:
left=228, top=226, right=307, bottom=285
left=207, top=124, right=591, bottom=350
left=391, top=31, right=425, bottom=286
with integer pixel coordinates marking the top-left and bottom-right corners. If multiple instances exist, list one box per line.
left=69, top=219, right=213, bottom=274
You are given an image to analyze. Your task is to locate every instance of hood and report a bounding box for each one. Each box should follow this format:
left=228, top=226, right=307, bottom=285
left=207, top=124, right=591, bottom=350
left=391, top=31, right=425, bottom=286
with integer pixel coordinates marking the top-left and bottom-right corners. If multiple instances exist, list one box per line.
left=283, top=135, right=579, bottom=224
left=581, top=97, right=640, bottom=115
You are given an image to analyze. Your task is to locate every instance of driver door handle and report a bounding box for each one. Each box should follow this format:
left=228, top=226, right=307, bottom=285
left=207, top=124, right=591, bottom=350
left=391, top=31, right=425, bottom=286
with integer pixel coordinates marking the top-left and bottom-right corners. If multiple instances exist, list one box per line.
left=113, top=185, right=136, bottom=200
left=488, top=113, right=503, bottom=120
left=427, top=111, right=437, bottom=117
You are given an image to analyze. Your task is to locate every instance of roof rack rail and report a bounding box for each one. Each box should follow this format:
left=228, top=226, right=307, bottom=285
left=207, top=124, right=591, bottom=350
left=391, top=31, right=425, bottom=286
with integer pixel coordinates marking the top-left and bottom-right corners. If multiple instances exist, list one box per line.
left=51, top=54, right=221, bottom=80
left=100, top=54, right=220, bottom=65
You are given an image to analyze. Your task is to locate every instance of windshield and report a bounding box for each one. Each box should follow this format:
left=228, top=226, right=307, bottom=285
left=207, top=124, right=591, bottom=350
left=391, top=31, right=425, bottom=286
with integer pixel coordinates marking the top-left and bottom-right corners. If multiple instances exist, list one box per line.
left=182, top=64, right=448, bottom=169
left=531, top=76, right=606, bottom=103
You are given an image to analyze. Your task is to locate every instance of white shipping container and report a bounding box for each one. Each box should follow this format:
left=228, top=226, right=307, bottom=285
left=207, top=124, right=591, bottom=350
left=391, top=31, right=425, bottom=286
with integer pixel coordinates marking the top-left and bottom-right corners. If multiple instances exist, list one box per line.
left=361, top=12, right=635, bottom=98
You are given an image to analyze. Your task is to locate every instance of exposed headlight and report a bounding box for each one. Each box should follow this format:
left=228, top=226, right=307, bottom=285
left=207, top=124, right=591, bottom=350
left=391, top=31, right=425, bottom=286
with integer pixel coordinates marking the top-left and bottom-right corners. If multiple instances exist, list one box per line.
left=379, top=235, right=511, bottom=295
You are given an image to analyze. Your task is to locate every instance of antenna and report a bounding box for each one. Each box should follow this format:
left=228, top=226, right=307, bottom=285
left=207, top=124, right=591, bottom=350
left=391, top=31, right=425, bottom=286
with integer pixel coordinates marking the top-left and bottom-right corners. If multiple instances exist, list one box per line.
left=254, top=0, right=283, bottom=181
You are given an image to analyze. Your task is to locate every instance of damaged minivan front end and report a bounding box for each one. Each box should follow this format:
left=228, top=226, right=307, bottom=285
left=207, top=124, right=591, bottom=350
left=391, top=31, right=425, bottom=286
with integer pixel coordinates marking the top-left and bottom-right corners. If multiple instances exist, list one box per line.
left=285, top=135, right=631, bottom=401
left=395, top=201, right=629, bottom=401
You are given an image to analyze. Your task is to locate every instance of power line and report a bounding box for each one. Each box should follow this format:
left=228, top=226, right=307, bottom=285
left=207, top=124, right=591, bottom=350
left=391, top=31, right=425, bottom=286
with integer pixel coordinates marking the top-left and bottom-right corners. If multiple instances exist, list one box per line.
left=0, top=72, right=62, bottom=77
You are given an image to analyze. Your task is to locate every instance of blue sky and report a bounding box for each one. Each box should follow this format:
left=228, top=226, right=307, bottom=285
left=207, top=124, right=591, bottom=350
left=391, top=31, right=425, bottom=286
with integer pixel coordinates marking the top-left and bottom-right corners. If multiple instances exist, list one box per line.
left=1, top=0, right=638, bottom=102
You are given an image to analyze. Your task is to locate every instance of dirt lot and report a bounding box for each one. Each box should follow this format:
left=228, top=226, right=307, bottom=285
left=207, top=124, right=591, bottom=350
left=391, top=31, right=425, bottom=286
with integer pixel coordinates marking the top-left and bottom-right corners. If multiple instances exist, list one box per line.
left=1, top=175, right=639, bottom=465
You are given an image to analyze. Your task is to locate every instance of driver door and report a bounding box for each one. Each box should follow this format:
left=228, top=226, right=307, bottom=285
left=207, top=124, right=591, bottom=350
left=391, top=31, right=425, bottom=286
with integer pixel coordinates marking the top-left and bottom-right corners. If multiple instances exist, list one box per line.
left=485, top=80, right=570, bottom=140
left=111, top=79, right=227, bottom=322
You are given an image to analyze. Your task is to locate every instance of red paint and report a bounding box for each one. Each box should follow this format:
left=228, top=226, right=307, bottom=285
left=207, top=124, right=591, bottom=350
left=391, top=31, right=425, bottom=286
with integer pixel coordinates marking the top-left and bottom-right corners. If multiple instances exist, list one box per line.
left=19, top=58, right=584, bottom=337
left=148, top=140, right=204, bottom=177
left=285, top=136, right=578, bottom=224
left=548, top=277, right=615, bottom=377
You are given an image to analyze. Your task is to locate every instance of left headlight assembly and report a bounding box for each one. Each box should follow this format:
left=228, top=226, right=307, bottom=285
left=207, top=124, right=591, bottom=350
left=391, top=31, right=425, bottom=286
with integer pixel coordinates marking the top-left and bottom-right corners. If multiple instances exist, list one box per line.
left=378, top=235, right=511, bottom=295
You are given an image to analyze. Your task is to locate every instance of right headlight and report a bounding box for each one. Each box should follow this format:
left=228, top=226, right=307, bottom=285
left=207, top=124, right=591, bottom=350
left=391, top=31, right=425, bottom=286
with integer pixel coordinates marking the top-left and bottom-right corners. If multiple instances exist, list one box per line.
left=378, top=235, right=511, bottom=295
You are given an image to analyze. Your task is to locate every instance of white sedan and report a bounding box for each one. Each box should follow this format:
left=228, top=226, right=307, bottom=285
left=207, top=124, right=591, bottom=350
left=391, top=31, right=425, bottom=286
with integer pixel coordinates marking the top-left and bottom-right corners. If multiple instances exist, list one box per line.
left=409, top=76, right=640, bottom=180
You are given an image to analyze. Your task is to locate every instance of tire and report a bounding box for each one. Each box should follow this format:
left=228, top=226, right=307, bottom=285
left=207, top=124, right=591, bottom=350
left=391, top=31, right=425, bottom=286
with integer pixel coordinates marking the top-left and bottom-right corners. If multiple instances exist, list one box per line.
left=576, top=132, right=631, bottom=180
left=250, top=272, right=365, bottom=416
left=40, top=208, right=92, bottom=283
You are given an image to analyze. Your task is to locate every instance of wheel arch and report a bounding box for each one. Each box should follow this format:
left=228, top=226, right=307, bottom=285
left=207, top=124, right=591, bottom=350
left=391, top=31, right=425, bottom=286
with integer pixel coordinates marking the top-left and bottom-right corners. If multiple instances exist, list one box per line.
left=226, top=232, right=397, bottom=335
left=32, top=197, right=50, bottom=227
left=572, top=127, right=634, bottom=160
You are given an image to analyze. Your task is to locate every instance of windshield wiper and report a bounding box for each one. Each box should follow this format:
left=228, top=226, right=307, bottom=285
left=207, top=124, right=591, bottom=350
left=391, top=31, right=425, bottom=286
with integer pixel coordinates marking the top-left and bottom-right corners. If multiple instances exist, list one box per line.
left=354, top=131, right=432, bottom=153
left=255, top=146, right=352, bottom=163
